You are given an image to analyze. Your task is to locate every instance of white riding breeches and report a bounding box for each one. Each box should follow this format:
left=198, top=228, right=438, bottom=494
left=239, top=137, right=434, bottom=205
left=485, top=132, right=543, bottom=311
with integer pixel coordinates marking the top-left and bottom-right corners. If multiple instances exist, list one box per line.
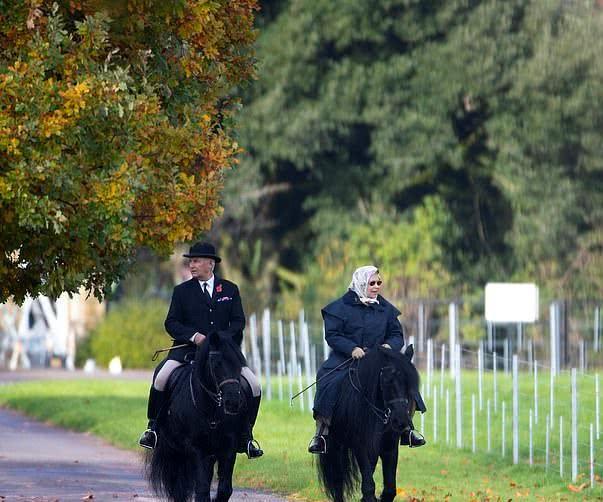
left=154, top=360, right=184, bottom=391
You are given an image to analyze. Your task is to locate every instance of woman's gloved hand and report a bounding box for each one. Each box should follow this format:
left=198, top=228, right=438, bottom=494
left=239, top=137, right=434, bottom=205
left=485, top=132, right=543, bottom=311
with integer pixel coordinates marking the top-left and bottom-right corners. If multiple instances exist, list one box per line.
left=351, top=347, right=366, bottom=359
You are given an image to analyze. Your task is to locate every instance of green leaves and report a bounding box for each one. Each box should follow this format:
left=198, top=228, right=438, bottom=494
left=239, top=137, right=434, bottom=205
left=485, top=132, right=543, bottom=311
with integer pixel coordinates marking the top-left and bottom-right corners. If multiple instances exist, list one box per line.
left=220, top=0, right=603, bottom=304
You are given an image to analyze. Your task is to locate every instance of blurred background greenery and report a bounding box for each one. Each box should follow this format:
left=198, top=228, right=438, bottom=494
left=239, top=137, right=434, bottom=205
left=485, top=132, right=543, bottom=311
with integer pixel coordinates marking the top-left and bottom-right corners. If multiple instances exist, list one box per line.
left=111, top=0, right=603, bottom=341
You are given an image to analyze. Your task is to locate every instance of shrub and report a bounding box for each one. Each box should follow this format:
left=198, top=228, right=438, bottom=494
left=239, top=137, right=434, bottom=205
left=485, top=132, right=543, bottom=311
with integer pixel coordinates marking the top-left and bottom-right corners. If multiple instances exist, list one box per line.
left=90, top=299, right=171, bottom=369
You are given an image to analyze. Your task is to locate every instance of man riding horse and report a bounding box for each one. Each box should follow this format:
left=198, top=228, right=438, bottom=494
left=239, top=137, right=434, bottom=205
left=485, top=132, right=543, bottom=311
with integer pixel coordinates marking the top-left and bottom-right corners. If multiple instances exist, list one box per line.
left=139, top=241, right=263, bottom=459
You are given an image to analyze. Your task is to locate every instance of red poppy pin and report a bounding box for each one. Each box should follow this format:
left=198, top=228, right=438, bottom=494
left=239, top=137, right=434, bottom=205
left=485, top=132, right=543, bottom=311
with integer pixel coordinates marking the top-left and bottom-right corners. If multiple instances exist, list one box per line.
left=215, top=284, right=223, bottom=293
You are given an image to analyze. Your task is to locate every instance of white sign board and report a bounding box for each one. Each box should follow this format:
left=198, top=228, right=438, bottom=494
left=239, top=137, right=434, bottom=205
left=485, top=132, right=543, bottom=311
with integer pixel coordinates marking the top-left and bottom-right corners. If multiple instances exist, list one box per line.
left=485, top=283, right=539, bottom=323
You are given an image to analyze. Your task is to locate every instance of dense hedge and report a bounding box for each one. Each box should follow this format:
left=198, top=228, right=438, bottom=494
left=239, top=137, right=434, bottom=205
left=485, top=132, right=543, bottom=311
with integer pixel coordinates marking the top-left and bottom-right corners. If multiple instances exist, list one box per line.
left=89, top=299, right=171, bottom=369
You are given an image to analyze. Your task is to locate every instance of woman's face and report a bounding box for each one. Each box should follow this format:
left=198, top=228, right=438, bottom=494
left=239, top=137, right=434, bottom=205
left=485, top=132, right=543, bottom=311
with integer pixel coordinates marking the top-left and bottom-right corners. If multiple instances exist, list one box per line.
left=366, top=273, right=382, bottom=299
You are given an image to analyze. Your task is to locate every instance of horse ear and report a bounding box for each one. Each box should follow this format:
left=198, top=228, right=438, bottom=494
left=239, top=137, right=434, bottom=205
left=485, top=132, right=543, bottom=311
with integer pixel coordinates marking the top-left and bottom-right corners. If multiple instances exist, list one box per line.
left=405, top=344, right=414, bottom=361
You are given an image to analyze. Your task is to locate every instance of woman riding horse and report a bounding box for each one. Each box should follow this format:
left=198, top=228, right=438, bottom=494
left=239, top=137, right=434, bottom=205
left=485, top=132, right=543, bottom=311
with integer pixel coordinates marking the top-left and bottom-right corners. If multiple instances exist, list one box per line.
left=318, top=344, right=422, bottom=502
left=308, top=265, right=426, bottom=454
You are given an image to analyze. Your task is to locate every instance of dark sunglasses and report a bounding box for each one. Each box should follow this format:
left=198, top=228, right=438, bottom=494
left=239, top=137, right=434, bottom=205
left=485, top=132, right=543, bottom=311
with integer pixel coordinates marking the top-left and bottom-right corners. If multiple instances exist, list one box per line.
left=369, top=280, right=383, bottom=286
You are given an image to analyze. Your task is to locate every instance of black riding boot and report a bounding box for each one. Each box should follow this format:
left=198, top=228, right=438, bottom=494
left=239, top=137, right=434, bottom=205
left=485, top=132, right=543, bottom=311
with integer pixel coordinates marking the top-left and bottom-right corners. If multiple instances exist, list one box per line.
left=308, top=419, right=329, bottom=454
left=238, top=395, right=263, bottom=459
left=138, top=387, right=166, bottom=449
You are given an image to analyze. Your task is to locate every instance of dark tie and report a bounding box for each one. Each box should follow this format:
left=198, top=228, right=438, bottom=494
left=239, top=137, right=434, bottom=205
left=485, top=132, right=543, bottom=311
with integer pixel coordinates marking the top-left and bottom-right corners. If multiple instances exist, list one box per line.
left=202, top=282, right=211, bottom=303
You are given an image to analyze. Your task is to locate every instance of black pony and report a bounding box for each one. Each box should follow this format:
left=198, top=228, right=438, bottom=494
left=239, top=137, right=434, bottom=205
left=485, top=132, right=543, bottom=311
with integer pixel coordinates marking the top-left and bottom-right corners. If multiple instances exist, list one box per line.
left=145, top=332, right=248, bottom=502
left=318, top=345, right=420, bottom=502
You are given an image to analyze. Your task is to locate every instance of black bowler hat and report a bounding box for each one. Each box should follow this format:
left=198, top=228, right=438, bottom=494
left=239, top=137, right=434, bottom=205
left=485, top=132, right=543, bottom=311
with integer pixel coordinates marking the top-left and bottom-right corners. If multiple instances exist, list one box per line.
left=183, top=242, right=222, bottom=262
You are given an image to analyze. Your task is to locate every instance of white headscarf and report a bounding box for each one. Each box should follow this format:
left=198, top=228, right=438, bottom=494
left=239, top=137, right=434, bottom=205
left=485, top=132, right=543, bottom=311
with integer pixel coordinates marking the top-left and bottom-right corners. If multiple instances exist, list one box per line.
left=349, top=265, right=380, bottom=305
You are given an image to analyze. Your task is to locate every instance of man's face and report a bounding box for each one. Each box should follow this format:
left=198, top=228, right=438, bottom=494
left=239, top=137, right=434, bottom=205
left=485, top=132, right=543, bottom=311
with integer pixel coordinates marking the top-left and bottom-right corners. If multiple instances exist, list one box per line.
left=189, top=257, right=215, bottom=281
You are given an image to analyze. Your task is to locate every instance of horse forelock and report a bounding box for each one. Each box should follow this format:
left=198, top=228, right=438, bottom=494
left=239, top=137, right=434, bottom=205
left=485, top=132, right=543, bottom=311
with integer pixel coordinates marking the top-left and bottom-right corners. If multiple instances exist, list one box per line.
left=194, top=335, right=245, bottom=370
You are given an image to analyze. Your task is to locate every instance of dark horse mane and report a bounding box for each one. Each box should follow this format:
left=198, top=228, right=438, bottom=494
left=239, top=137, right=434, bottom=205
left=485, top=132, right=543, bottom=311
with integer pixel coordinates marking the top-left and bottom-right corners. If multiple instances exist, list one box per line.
left=193, top=332, right=247, bottom=369
left=146, top=333, right=246, bottom=502
left=318, top=346, right=420, bottom=501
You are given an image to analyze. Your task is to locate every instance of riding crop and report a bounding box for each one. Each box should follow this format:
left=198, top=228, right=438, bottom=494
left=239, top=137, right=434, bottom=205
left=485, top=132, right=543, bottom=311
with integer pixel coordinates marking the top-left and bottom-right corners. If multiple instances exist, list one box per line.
left=152, top=343, right=189, bottom=361
left=289, top=357, right=354, bottom=406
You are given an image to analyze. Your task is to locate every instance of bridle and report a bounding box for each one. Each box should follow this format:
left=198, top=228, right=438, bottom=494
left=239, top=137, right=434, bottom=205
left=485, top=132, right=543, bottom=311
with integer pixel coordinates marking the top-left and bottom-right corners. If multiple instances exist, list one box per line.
left=190, top=350, right=241, bottom=413
left=348, top=361, right=410, bottom=426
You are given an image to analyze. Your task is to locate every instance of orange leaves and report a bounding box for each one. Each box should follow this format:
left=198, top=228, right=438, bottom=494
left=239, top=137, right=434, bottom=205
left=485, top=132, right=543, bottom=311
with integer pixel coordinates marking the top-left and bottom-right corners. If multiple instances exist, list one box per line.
left=568, top=482, right=587, bottom=492
left=0, top=1, right=257, bottom=303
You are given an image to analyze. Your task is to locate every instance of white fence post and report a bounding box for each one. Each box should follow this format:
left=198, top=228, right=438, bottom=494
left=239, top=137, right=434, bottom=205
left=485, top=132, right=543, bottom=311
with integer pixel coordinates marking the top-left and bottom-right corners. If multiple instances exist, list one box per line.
left=472, top=394, right=476, bottom=453
left=596, top=373, right=600, bottom=440
left=560, top=415, right=564, bottom=478
left=546, top=414, right=550, bottom=470
left=418, top=302, right=425, bottom=353
left=529, top=408, right=533, bottom=466
left=455, top=344, right=462, bottom=449
left=426, top=338, right=433, bottom=398
left=550, top=303, right=558, bottom=376
left=502, top=401, right=506, bottom=458
left=571, top=368, right=578, bottom=482
left=302, top=321, right=313, bottom=412
left=534, top=361, right=538, bottom=424
left=478, top=343, right=483, bottom=411
left=249, top=314, right=262, bottom=380
left=590, top=423, right=595, bottom=488
left=262, top=308, right=272, bottom=400
left=513, top=355, right=519, bottom=465
left=487, top=399, right=491, bottom=452
left=449, top=303, right=457, bottom=378
left=278, top=320, right=286, bottom=380
left=446, top=388, right=450, bottom=445
left=594, top=306, right=600, bottom=353
left=432, top=384, right=438, bottom=443
left=493, top=351, right=498, bottom=413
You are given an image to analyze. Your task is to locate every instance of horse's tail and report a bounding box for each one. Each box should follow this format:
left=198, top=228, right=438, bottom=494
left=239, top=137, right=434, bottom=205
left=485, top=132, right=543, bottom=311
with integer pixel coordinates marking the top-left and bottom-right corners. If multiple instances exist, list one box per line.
left=317, top=442, right=359, bottom=502
left=144, top=435, right=195, bottom=502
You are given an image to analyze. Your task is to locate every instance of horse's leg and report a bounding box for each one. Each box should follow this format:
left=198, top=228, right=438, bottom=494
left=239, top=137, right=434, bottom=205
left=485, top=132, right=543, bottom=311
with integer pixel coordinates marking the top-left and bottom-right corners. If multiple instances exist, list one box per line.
left=354, top=447, right=379, bottom=502
left=379, top=435, right=399, bottom=502
left=193, top=452, right=215, bottom=502
left=213, top=447, right=237, bottom=502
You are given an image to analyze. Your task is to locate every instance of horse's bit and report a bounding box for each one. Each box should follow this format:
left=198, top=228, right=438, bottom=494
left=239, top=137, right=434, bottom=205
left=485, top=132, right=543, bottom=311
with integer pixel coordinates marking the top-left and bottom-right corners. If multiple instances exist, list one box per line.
left=189, top=351, right=240, bottom=411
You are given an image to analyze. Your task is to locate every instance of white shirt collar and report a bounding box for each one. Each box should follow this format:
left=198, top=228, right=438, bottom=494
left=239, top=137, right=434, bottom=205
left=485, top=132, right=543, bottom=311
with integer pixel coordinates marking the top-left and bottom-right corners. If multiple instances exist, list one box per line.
left=199, top=275, right=215, bottom=297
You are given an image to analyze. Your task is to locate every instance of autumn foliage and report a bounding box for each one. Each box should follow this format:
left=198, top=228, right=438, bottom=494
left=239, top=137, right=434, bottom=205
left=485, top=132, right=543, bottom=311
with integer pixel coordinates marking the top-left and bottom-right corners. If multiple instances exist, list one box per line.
left=0, top=0, right=258, bottom=303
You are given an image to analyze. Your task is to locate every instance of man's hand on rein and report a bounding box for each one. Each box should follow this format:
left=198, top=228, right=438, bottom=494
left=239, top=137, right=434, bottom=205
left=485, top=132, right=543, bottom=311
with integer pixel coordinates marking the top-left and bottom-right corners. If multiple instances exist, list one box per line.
left=193, top=332, right=206, bottom=345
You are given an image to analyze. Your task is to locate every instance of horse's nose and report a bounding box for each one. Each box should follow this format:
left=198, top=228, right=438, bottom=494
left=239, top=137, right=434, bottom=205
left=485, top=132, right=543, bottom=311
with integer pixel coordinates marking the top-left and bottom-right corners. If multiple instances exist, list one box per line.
left=223, top=386, right=241, bottom=415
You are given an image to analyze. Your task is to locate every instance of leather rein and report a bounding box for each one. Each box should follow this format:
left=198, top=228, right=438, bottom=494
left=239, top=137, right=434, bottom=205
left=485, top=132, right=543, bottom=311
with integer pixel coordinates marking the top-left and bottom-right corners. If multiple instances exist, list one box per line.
left=348, top=361, right=408, bottom=425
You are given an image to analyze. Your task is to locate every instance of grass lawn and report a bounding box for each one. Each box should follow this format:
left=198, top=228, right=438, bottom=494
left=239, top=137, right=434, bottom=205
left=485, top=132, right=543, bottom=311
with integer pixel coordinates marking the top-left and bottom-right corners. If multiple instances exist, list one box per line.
left=0, top=378, right=601, bottom=501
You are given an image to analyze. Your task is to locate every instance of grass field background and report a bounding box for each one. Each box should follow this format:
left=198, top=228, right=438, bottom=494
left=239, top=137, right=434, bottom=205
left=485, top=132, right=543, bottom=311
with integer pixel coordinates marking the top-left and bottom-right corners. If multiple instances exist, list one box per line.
left=1, top=374, right=602, bottom=500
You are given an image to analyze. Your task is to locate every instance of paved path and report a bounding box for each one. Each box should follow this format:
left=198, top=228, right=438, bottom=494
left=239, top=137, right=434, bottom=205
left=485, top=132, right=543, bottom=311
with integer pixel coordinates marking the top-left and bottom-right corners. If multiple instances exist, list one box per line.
left=0, top=370, right=287, bottom=502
